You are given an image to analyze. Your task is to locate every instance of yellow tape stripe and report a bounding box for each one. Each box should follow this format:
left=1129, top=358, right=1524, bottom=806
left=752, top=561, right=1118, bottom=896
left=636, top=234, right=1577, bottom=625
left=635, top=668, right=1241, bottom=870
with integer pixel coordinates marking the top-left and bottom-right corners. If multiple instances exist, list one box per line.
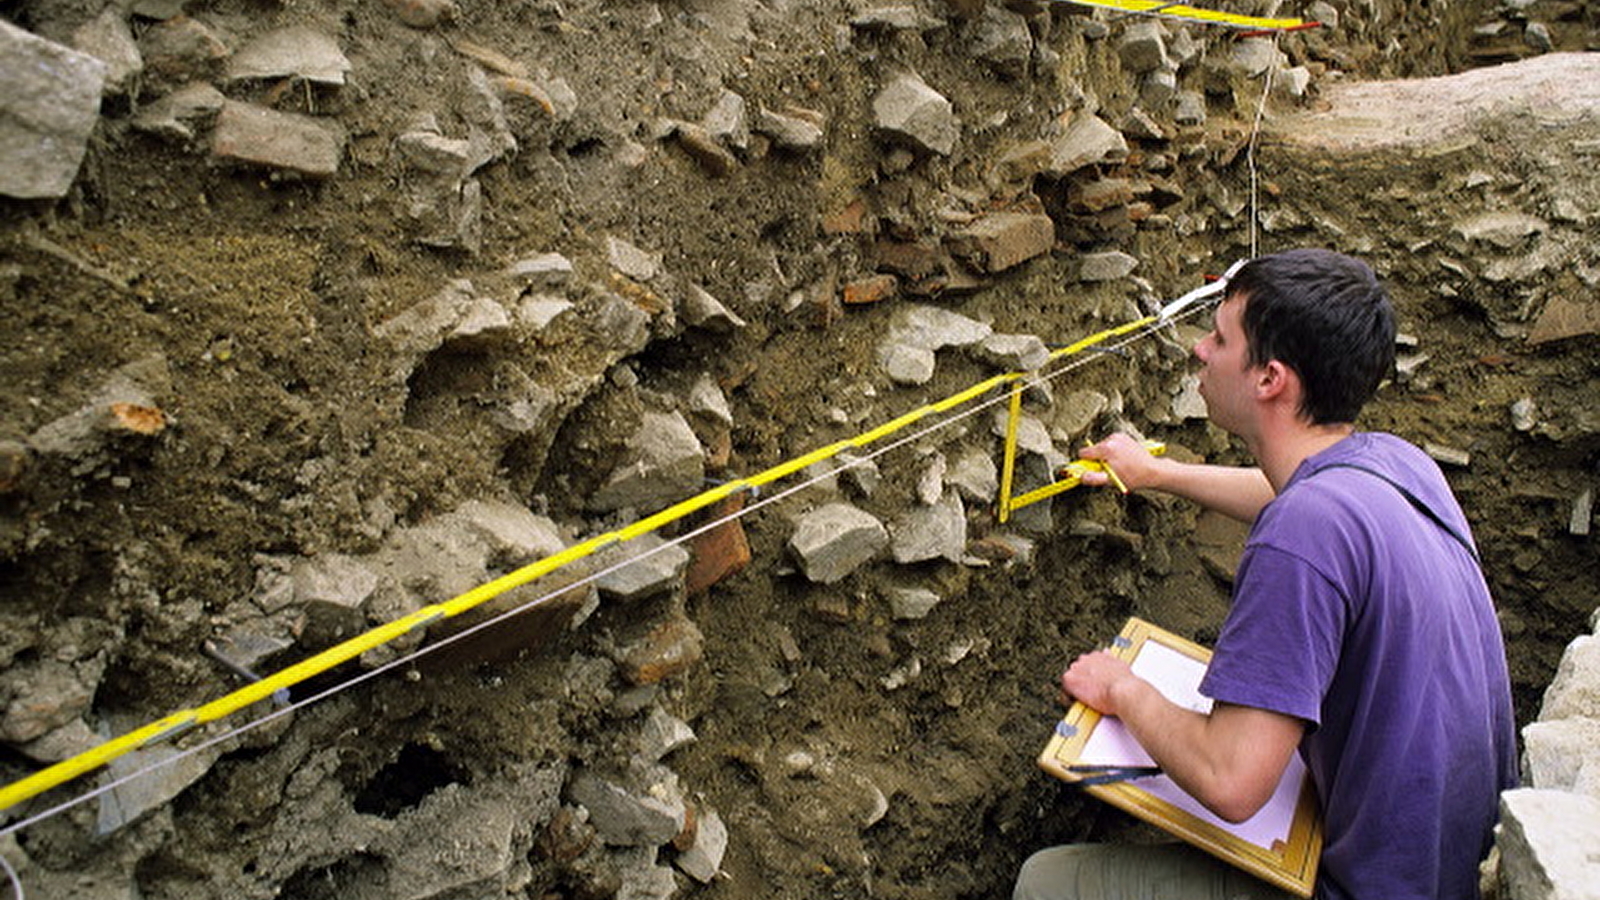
left=997, top=386, right=1024, bottom=523
left=1052, top=0, right=1307, bottom=30
left=1, top=312, right=1168, bottom=814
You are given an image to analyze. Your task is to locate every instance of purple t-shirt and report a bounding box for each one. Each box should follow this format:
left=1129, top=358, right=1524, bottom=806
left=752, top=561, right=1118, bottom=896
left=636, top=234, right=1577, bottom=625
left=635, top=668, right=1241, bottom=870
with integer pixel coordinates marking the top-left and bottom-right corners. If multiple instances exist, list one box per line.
left=1200, top=433, right=1518, bottom=900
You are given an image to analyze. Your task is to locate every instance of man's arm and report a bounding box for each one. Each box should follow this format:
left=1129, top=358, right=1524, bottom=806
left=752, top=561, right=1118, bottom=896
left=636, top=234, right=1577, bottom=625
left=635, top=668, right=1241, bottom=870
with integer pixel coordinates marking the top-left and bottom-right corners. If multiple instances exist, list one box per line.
left=1079, top=433, right=1275, bottom=524
left=1061, top=650, right=1304, bottom=824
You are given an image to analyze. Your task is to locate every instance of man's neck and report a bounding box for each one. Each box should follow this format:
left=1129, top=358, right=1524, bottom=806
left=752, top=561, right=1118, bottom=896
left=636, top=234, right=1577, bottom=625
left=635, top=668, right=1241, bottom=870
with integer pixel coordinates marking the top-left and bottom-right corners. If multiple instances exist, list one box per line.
left=1250, top=422, right=1356, bottom=493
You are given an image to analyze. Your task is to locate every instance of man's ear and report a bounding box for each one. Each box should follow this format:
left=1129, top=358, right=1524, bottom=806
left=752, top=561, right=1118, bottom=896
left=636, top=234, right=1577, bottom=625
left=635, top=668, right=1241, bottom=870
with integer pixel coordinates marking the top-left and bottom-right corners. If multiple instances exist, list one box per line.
left=1255, top=359, right=1293, bottom=401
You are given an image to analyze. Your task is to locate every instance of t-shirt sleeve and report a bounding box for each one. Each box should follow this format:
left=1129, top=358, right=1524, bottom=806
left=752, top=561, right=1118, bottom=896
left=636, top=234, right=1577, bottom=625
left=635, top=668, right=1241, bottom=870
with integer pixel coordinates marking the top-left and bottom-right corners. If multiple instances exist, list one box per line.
left=1199, top=542, right=1347, bottom=729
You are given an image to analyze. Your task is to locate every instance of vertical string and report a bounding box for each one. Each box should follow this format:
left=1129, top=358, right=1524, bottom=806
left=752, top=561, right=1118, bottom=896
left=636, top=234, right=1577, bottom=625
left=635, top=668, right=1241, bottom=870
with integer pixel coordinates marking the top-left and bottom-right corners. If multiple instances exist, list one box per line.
left=1247, top=50, right=1277, bottom=258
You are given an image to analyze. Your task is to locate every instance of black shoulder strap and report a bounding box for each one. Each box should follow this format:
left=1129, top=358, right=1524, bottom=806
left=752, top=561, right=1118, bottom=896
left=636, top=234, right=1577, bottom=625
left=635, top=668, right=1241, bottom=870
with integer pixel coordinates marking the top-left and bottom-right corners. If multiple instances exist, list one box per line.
left=1313, top=462, right=1482, bottom=566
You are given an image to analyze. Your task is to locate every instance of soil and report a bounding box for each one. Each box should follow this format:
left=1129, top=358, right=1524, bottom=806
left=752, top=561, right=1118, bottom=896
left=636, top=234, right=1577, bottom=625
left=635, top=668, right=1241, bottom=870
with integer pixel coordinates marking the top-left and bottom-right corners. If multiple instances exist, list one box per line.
left=2, top=0, right=1598, bottom=898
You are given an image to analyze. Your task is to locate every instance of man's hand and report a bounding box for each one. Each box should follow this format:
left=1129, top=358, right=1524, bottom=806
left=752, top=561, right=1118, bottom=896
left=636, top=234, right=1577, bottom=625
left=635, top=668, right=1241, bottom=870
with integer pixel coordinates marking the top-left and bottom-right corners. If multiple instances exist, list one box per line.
left=1078, top=434, right=1167, bottom=493
left=1060, top=650, right=1137, bottom=715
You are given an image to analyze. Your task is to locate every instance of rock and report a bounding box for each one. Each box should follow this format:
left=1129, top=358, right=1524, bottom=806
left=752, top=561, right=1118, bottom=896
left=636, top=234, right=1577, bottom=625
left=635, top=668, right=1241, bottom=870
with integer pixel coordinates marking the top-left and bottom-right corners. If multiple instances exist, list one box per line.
left=755, top=105, right=825, bottom=151
left=1275, top=66, right=1313, bottom=98
left=1054, top=389, right=1109, bottom=439
left=1455, top=212, right=1548, bottom=249
left=702, top=89, right=750, bottom=151
left=1231, top=38, right=1288, bottom=78
left=1497, top=789, right=1600, bottom=900
left=131, top=82, right=226, bottom=140
left=72, top=8, right=142, bottom=97
left=1522, top=718, right=1600, bottom=797
left=916, top=453, right=947, bottom=506
left=211, top=101, right=345, bottom=179
left=947, top=450, right=999, bottom=503
left=889, top=491, right=966, bottom=564
left=607, top=236, right=663, bottom=281
left=1078, top=250, right=1139, bottom=282
left=227, top=27, right=350, bottom=86
left=675, top=805, right=728, bottom=883
left=590, top=411, right=706, bottom=514
left=0, top=660, right=98, bottom=744
left=1541, top=635, right=1600, bottom=720
left=374, top=280, right=510, bottom=353
left=28, top=356, right=172, bottom=459
left=1528, top=297, right=1600, bottom=345
left=1173, top=90, right=1207, bottom=126
left=836, top=451, right=882, bottom=499
left=97, top=743, right=219, bottom=834
left=1172, top=373, right=1207, bottom=420
left=873, top=73, right=958, bottom=156
left=879, top=343, right=935, bottom=385
left=888, top=304, right=993, bottom=351
left=638, top=707, right=696, bottom=762
left=1142, top=69, right=1178, bottom=109
left=1511, top=398, right=1538, bottom=432
left=138, top=16, right=228, bottom=89
left=1423, top=441, right=1471, bottom=468
left=1044, top=114, right=1127, bottom=176
left=1118, top=21, right=1169, bottom=74
left=507, top=252, right=574, bottom=288
left=949, top=212, right=1055, bottom=272
left=17, top=717, right=98, bottom=764
left=1571, top=488, right=1593, bottom=537
left=789, top=503, right=888, bottom=583
left=974, top=332, right=1050, bottom=371
left=886, top=585, right=942, bottom=620
left=0, top=21, right=107, bottom=199
left=688, top=373, right=733, bottom=426
left=685, top=495, right=751, bottom=595
left=843, top=274, right=898, bottom=305
left=673, top=121, right=738, bottom=177
left=592, top=292, right=653, bottom=355
left=1121, top=107, right=1167, bottom=141
left=396, top=129, right=478, bottom=177
left=850, top=5, right=945, bottom=33
left=616, top=616, right=704, bottom=685
left=594, top=534, right=690, bottom=602
left=681, top=283, right=747, bottom=331
left=969, top=5, right=1032, bottom=78
left=990, top=407, right=1059, bottom=460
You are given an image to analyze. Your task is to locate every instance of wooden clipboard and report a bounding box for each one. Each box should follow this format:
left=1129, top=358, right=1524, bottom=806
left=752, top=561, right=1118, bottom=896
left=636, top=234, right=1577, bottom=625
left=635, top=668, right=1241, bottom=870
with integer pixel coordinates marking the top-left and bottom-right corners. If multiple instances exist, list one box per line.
left=1038, top=617, right=1324, bottom=898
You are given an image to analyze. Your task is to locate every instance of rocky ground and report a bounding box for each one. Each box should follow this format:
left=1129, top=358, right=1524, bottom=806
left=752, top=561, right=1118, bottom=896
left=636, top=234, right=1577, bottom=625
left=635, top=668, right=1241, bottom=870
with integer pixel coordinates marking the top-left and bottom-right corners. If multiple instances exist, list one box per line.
left=2, top=0, right=1598, bottom=898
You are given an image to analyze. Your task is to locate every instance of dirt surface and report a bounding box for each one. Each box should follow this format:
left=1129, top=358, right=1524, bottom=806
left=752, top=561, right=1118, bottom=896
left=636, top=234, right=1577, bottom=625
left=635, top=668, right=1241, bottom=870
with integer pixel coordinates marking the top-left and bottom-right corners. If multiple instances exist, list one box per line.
left=2, top=1, right=1599, bottom=898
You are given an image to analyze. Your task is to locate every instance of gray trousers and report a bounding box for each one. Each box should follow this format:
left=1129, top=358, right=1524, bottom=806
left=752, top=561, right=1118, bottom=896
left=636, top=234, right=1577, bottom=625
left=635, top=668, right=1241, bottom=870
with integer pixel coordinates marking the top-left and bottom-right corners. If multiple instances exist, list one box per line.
left=1014, top=843, right=1301, bottom=900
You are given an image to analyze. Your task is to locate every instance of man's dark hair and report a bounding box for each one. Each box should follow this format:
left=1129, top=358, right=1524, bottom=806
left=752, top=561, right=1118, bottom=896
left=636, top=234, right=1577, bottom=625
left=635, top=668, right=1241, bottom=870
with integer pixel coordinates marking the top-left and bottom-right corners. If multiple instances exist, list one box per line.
left=1228, top=249, right=1396, bottom=425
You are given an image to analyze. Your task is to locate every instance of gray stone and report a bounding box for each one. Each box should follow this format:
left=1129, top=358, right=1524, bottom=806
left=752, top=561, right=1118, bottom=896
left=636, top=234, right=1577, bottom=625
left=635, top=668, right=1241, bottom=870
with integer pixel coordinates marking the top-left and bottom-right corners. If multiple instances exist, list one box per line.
left=1141, top=69, right=1178, bottom=109
left=950, top=213, right=1055, bottom=272
left=1570, top=488, right=1593, bottom=537
left=607, top=236, right=662, bottom=281
left=878, top=342, right=937, bottom=385
left=211, top=101, right=345, bottom=179
left=873, top=73, right=958, bottom=156
left=975, top=332, right=1050, bottom=372
left=288, top=553, right=380, bottom=618
left=886, top=585, right=942, bottom=620
left=1497, top=789, right=1600, bottom=900
left=755, top=105, right=825, bottom=151
left=396, top=130, right=477, bottom=177
left=28, top=356, right=172, bottom=459
left=1172, top=373, right=1207, bottom=420
left=1044, top=114, right=1127, bottom=176
left=916, top=453, right=947, bottom=506
left=1511, top=398, right=1538, bottom=432
left=97, top=744, right=219, bottom=834
left=889, top=491, right=966, bottom=564
left=1054, top=389, right=1109, bottom=439
left=947, top=450, right=998, bottom=504
left=681, top=283, right=746, bottom=331
left=1456, top=212, right=1548, bottom=249
left=970, top=6, right=1032, bottom=79
left=450, top=500, right=567, bottom=561
left=890, top=304, right=993, bottom=351
left=507, top=252, right=574, bottom=288
left=1231, top=38, right=1288, bottom=78
left=687, top=373, right=733, bottom=426
left=1424, top=441, right=1471, bottom=468
left=568, top=769, right=687, bottom=847
left=1168, top=27, right=1200, bottom=66
left=789, top=502, right=888, bottom=583
left=1121, top=106, right=1167, bottom=141
left=131, top=82, right=225, bottom=140
left=702, top=89, right=750, bottom=151
left=675, top=805, right=728, bottom=883
left=0, top=21, right=107, bottom=199
left=1174, top=90, right=1207, bottom=126
left=73, top=8, right=142, bottom=97
left=612, top=846, right=681, bottom=900
left=1542, top=635, right=1600, bottom=721
left=638, top=707, right=696, bottom=761
left=17, top=717, right=98, bottom=764
left=227, top=26, right=350, bottom=86
left=835, top=451, right=882, bottom=498
left=991, top=408, right=1054, bottom=457
left=850, top=5, right=944, bottom=32
left=1118, top=21, right=1169, bottom=74
left=1276, top=66, right=1313, bottom=98
left=1522, top=718, right=1600, bottom=797
left=594, top=534, right=690, bottom=602
left=1078, top=250, right=1140, bottom=282
left=375, top=280, right=511, bottom=353
left=591, top=411, right=705, bottom=514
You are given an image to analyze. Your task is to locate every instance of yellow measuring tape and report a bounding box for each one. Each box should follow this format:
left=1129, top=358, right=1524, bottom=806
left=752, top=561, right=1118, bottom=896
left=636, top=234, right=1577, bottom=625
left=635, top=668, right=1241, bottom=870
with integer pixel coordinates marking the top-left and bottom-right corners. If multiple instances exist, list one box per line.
left=0, top=301, right=1206, bottom=815
left=1049, top=0, right=1317, bottom=31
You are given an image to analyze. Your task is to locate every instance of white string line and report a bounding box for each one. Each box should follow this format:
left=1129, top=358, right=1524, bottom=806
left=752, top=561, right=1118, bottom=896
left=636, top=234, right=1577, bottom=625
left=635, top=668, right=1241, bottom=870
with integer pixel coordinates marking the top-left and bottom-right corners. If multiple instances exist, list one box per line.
left=1247, top=44, right=1278, bottom=259
left=0, top=847, right=21, bottom=900
left=0, top=295, right=1221, bottom=847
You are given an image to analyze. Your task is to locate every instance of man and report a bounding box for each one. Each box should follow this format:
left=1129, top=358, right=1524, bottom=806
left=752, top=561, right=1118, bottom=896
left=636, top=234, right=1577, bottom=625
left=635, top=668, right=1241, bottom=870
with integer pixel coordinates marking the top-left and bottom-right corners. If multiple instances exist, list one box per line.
left=1015, top=250, right=1518, bottom=900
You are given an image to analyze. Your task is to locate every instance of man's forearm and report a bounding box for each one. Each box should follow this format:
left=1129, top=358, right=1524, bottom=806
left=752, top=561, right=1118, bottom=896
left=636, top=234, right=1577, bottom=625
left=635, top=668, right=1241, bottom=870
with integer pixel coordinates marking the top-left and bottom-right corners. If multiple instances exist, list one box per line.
left=1150, top=460, right=1274, bottom=524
